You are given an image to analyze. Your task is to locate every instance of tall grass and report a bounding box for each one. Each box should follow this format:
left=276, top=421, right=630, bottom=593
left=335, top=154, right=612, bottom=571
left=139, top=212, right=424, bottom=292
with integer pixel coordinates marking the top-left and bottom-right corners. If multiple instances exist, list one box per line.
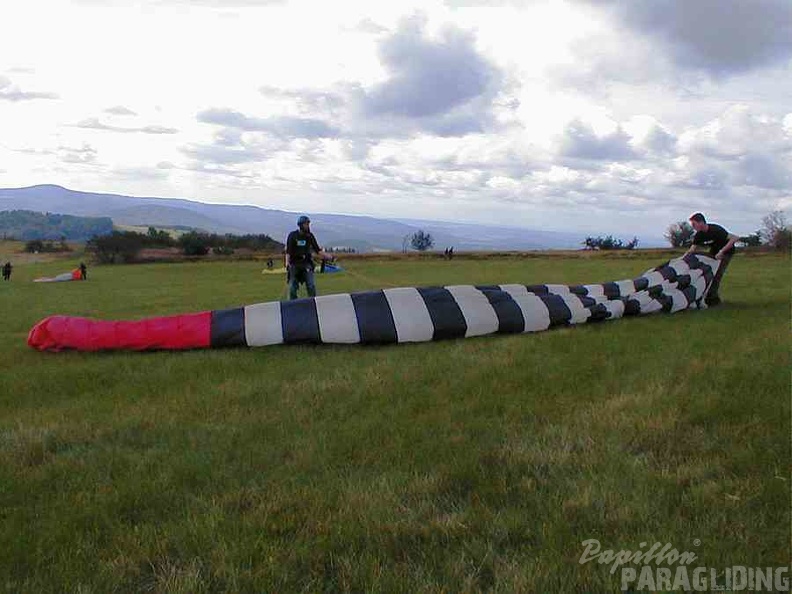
left=0, top=251, right=789, bottom=592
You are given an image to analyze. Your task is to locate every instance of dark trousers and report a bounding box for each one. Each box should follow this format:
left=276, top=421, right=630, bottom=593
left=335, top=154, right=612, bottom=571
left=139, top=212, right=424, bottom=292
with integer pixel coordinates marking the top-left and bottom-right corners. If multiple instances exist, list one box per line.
left=289, top=266, right=316, bottom=300
left=707, top=252, right=733, bottom=301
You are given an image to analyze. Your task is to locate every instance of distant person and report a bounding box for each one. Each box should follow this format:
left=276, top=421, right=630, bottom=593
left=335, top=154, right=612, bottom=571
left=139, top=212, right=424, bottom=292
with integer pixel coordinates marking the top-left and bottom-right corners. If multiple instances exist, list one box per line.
left=79, top=262, right=87, bottom=280
left=285, top=215, right=329, bottom=300
left=266, top=258, right=274, bottom=271
left=685, top=212, right=739, bottom=306
left=2, top=261, right=11, bottom=281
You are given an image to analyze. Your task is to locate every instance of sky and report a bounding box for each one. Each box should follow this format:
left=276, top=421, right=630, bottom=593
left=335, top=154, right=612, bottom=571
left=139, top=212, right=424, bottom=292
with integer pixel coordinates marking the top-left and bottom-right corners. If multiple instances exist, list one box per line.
left=0, top=0, right=790, bottom=238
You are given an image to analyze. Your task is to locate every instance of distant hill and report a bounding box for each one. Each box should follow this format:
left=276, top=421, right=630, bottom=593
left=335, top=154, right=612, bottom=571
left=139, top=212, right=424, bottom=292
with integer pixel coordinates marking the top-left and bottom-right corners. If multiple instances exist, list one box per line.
left=111, top=205, right=231, bottom=232
left=0, top=185, right=593, bottom=251
left=0, top=209, right=113, bottom=241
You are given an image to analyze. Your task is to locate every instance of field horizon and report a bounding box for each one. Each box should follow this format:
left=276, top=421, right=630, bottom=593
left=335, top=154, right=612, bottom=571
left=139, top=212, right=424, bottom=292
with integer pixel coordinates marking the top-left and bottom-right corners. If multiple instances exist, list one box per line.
left=1, top=248, right=789, bottom=592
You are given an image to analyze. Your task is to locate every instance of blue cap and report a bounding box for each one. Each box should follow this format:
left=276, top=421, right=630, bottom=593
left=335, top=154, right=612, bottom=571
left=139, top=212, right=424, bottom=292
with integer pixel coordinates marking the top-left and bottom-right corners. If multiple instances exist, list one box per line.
left=297, top=215, right=310, bottom=226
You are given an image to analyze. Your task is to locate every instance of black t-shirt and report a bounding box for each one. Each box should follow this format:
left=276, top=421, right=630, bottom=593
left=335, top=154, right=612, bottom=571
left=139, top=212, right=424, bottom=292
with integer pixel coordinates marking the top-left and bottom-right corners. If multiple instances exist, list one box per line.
left=286, top=229, right=321, bottom=266
left=692, top=223, right=735, bottom=257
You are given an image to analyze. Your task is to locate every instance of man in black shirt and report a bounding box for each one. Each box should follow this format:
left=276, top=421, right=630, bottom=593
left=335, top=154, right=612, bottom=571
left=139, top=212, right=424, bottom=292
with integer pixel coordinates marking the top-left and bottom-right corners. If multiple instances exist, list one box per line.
left=285, top=215, right=328, bottom=300
left=685, top=212, right=739, bottom=306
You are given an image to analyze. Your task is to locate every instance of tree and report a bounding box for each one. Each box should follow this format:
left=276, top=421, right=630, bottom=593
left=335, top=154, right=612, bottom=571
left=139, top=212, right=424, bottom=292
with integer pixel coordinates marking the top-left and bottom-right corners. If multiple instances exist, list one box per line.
left=147, top=226, right=176, bottom=247
left=410, top=230, right=434, bottom=251
left=665, top=221, right=695, bottom=248
left=761, top=211, right=791, bottom=251
left=85, top=231, right=146, bottom=263
left=24, top=238, right=71, bottom=253
left=0, top=209, right=113, bottom=241
left=24, top=239, right=44, bottom=253
left=178, top=231, right=210, bottom=256
left=598, top=235, right=623, bottom=250
left=402, top=234, right=411, bottom=254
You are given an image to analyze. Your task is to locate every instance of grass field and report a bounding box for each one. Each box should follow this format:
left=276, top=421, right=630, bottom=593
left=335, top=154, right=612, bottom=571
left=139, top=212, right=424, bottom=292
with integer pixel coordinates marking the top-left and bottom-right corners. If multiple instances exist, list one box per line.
left=0, top=246, right=789, bottom=593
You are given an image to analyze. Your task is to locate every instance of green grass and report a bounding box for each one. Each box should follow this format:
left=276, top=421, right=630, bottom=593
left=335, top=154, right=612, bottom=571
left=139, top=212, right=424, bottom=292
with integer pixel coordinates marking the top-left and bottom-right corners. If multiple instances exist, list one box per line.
left=0, top=252, right=789, bottom=593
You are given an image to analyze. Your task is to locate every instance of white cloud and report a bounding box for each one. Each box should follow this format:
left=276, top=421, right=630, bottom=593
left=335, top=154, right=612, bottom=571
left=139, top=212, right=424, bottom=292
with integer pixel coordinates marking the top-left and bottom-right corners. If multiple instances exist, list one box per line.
left=197, top=108, right=339, bottom=139
left=573, top=0, right=792, bottom=77
left=0, top=0, right=788, bottom=238
left=74, top=117, right=179, bottom=135
left=359, top=14, right=504, bottom=134
left=678, top=105, right=791, bottom=159
left=57, top=143, right=98, bottom=165
left=734, top=153, right=791, bottom=190
left=0, top=74, right=59, bottom=102
left=559, top=119, right=637, bottom=162
left=104, top=105, right=137, bottom=116
left=622, top=116, right=678, bottom=156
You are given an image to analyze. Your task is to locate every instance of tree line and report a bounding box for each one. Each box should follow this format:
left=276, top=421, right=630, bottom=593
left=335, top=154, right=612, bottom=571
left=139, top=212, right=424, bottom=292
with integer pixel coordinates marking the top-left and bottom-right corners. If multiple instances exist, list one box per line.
left=86, top=227, right=283, bottom=263
left=23, top=239, right=73, bottom=253
left=582, top=235, right=639, bottom=250
left=0, top=210, right=113, bottom=241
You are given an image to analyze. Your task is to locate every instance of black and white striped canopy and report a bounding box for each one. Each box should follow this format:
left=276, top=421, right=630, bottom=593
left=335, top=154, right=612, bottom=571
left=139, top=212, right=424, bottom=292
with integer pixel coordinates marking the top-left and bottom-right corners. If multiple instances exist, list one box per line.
left=211, top=254, right=720, bottom=348
left=28, top=254, right=720, bottom=352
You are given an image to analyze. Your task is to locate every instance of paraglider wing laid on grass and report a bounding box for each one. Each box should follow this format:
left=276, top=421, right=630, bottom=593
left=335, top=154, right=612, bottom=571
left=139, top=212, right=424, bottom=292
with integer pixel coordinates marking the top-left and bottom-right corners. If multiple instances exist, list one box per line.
left=33, top=269, right=85, bottom=283
left=28, top=255, right=719, bottom=352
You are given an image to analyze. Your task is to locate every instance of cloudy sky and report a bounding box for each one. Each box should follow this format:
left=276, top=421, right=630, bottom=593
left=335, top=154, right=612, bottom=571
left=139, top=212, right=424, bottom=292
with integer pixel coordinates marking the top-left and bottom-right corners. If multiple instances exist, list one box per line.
left=1, top=0, right=790, bottom=237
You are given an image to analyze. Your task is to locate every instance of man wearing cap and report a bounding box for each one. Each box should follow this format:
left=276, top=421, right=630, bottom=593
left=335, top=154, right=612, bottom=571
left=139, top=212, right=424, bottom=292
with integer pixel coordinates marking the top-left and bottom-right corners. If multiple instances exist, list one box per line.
left=685, top=212, right=739, bottom=306
left=285, top=215, right=329, bottom=300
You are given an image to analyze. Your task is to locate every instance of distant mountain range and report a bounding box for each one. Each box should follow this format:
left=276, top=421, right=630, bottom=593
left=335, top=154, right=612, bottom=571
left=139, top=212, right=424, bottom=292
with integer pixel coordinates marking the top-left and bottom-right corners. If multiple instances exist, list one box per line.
left=0, top=185, right=633, bottom=251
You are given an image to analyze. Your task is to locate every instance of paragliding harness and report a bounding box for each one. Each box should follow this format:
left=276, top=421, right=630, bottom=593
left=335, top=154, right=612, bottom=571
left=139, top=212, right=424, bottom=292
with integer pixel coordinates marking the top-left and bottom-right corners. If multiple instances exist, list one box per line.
left=287, top=261, right=313, bottom=285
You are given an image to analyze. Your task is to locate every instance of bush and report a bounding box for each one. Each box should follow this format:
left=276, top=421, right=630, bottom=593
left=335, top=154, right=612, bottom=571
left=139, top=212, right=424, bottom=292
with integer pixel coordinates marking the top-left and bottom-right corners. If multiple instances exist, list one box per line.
left=179, top=232, right=210, bottom=256
left=581, top=235, right=639, bottom=250
left=410, top=230, right=434, bottom=251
